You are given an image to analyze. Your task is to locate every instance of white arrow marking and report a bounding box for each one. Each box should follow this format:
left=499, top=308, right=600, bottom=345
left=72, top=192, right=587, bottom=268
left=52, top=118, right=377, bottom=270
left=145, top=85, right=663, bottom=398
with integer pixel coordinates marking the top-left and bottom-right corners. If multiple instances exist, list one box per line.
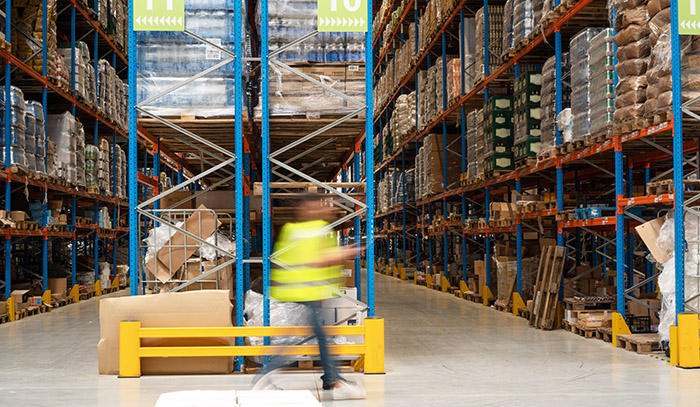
left=343, top=17, right=347, bottom=26
left=148, top=16, right=153, bottom=25
left=682, top=20, right=686, bottom=29
left=177, top=16, right=182, bottom=25
left=325, top=17, right=329, bottom=26
left=160, top=16, right=165, bottom=25
left=136, top=16, right=141, bottom=25
left=332, top=17, right=337, bottom=26
left=354, top=17, right=359, bottom=26
left=360, top=17, right=365, bottom=27
left=693, top=20, right=697, bottom=29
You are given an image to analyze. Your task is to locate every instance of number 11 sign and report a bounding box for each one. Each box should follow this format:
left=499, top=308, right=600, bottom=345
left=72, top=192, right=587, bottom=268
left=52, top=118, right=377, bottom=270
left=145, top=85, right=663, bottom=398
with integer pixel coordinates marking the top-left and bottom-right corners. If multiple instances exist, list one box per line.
left=317, top=0, right=367, bottom=32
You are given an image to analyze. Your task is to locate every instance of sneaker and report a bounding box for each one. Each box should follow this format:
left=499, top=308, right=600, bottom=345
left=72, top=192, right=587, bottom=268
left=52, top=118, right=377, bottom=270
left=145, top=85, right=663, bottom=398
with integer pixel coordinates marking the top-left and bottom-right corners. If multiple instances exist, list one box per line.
left=252, top=371, right=283, bottom=391
left=331, top=380, right=366, bottom=400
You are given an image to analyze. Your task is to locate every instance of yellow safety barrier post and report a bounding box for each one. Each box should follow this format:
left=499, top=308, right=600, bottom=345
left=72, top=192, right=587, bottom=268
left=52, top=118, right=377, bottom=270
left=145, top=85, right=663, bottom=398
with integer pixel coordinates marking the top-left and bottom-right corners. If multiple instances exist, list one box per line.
left=7, top=297, right=16, bottom=322
left=426, top=273, right=433, bottom=288
left=119, top=320, right=143, bottom=377
left=363, top=318, right=385, bottom=374
left=399, top=267, right=406, bottom=280
left=42, top=289, right=52, bottom=306
left=677, top=313, right=700, bottom=368
left=118, top=319, right=386, bottom=377
left=392, top=265, right=398, bottom=277
left=441, top=275, right=449, bottom=293
left=112, top=277, right=120, bottom=290
left=95, top=280, right=102, bottom=296
left=414, top=268, right=418, bottom=284
left=482, top=285, right=493, bottom=306
left=512, top=292, right=526, bottom=316
left=670, top=325, right=679, bottom=366
left=611, top=312, right=631, bottom=347
left=69, top=284, right=80, bottom=303
left=459, top=280, right=468, bottom=298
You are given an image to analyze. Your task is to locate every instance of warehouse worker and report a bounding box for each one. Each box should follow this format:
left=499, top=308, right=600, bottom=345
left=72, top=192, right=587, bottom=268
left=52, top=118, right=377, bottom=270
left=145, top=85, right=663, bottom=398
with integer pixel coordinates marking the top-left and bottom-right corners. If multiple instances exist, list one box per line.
left=252, top=194, right=365, bottom=400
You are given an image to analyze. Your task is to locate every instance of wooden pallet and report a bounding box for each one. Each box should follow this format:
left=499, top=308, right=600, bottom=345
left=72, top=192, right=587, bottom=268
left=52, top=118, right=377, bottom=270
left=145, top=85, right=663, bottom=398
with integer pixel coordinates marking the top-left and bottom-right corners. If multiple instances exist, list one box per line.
left=517, top=307, right=531, bottom=320
left=646, top=179, right=673, bottom=196
left=515, top=157, right=537, bottom=170
left=616, top=333, right=661, bottom=354
left=494, top=303, right=511, bottom=313
left=0, top=313, right=9, bottom=324
left=569, top=322, right=598, bottom=338
left=16, top=221, right=40, bottom=230
left=596, top=327, right=614, bottom=342
left=585, top=130, right=613, bottom=146
left=529, top=245, right=566, bottom=330
left=79, top=291, right=96, bottom=301
left=51, top=296, right=75, bottom=308
left=563, top=297, right=616, bottom=312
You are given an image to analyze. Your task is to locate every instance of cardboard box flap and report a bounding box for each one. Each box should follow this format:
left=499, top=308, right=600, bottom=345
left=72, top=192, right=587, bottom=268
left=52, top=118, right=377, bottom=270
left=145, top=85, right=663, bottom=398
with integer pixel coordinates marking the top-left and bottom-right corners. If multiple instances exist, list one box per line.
left=635, top=217, right=669, bottom=264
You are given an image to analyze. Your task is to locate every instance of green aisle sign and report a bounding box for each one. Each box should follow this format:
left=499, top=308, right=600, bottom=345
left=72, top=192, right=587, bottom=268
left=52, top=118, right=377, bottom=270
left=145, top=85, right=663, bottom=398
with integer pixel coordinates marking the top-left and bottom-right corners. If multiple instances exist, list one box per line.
left=318, top=0, right=367, bottom=32
left=680, top=0, right=700, bottom=35
left=134, top=0, right=184, bottom=31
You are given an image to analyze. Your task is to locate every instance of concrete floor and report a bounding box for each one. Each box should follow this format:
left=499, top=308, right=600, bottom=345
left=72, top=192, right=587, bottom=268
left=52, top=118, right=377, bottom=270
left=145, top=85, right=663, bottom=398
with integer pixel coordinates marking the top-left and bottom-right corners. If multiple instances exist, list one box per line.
left=2, top=273, right=700, bottom=406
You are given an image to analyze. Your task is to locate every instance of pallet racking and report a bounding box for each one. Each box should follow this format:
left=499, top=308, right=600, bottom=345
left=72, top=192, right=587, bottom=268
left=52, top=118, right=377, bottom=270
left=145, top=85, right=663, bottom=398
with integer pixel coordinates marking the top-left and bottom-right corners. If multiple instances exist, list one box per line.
left=366, top=0, right=695, bottom=328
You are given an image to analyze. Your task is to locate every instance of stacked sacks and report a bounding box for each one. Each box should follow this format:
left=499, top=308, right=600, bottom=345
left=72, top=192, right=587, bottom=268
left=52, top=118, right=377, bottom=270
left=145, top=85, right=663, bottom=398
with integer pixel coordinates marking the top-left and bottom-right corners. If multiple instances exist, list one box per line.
left=612, top=0, right=651, bottom=134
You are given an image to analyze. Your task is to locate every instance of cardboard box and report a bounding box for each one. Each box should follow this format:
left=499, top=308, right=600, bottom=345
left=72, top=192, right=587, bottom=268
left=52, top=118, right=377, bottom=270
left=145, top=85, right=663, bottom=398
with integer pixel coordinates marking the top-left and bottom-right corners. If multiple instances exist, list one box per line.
left=160, top=191, right=195, bottom=210
left=48, top=278, right=68, bottom=299
left=98, top=290, right=234, bottom=375
left=628, top=298, right=661, bottom=326
left=635, top=217, right=669, bottom=264
left=0, top=301, right=6, bottom=314
left=146, top=205, right=220, bottom=283
left=342, top=260, right=355, bottom=287
left=178, top=260, right=233, bottom=300
left=11, top=289, right=30, bottom=311
left=578, top=311, right=612, bottom=328
left=195, top=191, right=234, bottom=210
left=474, top=260, right=486, bottom=294
left=11, top=211, right=28, bottom=222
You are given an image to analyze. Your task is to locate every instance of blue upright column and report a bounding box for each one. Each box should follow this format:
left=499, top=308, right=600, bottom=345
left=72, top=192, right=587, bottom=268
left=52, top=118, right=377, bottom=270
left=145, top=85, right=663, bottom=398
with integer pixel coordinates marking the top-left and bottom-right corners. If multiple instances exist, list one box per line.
left=4, top=0, right=12, bottom=300
left=128, top=0, right=138, bottom=295
left=460, top=7, right=468, bottom=284
left=261, top=0, right=271, bottom=339
left=615, top=137, right=625, bottom=315
left=234, top=0, right=245, bottom=367
left=41, top=0, right=49, bottom=291
left=485, top=188, right=491, bottom=288
left=516, top=178, right=522, bottom=294
left=441, top=32, right=449, bottom=282
left=353, top=147, right=361, bottom=299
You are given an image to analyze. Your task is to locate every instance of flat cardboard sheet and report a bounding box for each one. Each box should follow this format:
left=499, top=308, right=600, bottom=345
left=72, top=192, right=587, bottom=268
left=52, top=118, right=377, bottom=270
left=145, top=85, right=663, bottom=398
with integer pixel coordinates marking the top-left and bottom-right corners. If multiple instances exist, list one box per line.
left=97, top=290, right=234, bottom=375
left=635, top=217, right=669, bottom=264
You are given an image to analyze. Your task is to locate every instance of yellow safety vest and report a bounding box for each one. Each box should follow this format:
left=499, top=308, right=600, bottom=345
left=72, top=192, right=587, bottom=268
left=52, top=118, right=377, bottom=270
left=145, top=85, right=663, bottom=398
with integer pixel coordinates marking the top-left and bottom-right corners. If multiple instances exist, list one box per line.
left=271, top=220, right=342, bottom=302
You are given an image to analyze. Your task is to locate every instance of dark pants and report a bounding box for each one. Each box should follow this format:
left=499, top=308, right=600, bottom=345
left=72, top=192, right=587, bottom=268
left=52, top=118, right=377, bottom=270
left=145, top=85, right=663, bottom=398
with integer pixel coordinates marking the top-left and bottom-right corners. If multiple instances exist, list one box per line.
left=257, top=301, right=341, bottom=388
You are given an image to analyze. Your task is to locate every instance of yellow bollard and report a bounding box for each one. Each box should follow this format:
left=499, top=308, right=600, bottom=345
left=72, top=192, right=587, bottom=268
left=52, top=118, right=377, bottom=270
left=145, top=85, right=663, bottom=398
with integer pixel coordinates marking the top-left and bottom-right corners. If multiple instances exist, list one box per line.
left=670, top=325, right=679, bottom=366
left=7, top=297, right=16, bottom=322
left=399, top=267, right=406, bottom=280
left=459, top=280, right=468, bottom=297
left=512, top=292, right=526, bottom=316
left=363, top=318, right=385, bottom=374
left=69, top=284, right=80, bottom=303
left=611, top=312, right=631, bottom=347
left=119, top=320, right=142, bottom=377
left=441, top=275, right=450, bottom=293
left=426, top=273, right=433, bottom=288
left=42, top=289, right=52, bottom=306
left=112, top=277, right=119, bottom=290
left=677, top=313, right=700, bottom=368
left=95, top=280, right=102, bottom=296
left=482, top=285, right=494, bottom=306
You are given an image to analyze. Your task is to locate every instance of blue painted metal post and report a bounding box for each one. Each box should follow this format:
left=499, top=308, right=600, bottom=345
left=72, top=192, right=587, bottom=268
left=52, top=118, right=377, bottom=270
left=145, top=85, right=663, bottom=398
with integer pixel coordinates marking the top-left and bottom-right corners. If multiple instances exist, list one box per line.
left=128, top=0, right=138, bottom=295
left=177, top=153, right=184, bottom=185
left=516, top=178, right=522, bottom=294
left=485, top=187, right=491, bottom=288
left=353, top=146, right=361, bottom=299
left=428, top=203, right=433, bottom=275
left=261, top=0, right=271, bottom=334
left=555, top=24, right=564, bottom=248
left=626, top=161, right=633, bottom=290
left=644, top=163, right=653, bottom=292
left=365, top=0, right=376, bottom=314
left=243, top=143, right=250, bottom=293
left=460, top=7, right=468, bottom=284
left=341, top=166, right=348, bottom=248
left=441, top=32, right=449, bottom=282
left=72, top=195, right=77, bottom=288
left=615, top=136, right=625, bottom=315
left=4, top=0, right=12, bottom=300
left=670, top=0, right=685, bottom=317
left=234, top=0, right=245, bottom=366
left=41, top=0, right=49, bottom=290
left=401, top=149, right=406, bottom=268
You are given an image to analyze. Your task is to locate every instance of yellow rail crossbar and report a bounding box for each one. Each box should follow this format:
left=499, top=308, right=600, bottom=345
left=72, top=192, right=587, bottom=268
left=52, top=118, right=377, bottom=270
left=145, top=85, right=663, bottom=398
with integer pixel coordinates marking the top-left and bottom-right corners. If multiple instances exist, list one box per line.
left=119, top=318, right=384, bottom=377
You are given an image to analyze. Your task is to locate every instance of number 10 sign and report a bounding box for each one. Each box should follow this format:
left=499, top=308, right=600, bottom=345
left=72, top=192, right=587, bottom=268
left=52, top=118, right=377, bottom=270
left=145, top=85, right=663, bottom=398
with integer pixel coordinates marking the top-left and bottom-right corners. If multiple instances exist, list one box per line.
left=317, top=0, right=367, bottom=32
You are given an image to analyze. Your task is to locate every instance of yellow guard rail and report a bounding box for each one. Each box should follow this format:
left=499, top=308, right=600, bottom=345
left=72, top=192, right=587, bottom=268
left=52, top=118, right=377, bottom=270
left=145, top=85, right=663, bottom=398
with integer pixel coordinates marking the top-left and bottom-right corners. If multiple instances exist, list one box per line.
left=670, top=313, right=700, bottom=368
left=119, top=318, right=385, bottom=377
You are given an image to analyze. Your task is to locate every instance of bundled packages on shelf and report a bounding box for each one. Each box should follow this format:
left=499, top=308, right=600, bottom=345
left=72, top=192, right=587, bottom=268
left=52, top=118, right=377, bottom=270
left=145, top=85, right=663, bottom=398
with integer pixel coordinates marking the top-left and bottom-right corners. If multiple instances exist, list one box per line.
left=75, top=121, right=86, bottom=188
left=380, top=168, right=416, bottom=212
left=502, top=0, right=515, bottom=57
left=86, top=144, right=98, bottom=190
left=47, top=112, right=83, bottom=186
left=58, top=41, right=97, bottom=107
left=378, top=171, right=394, bottom=213
left=416, top=133, right=461, bottom=198
left=110, top=0, right=129, bottom=53
left=612, top=0, right=651, bottom=134
left=12, top=0, right=57, bottom=77
left=482, top=96, right=514, bottom=174
left=98, top=139, right=111, bottom=195
left=138, top=1, right=246, bottom=117
left=513, top=71, right=542, bottom=162
left=0, top=86, right=29, bottom=171
left=26, top=100, right=46, bottom=176
left=570, top=28, right=604, bottom=142
left=264, top=62, right=365, bottom=118
left=390, top=91, right=416, bottom=149
left=459, top=17, right=477, bottom=94
left=513, top=0, right=535, bottom=48
left=465, top=109, right=480, bottom=182
left=98, top=60, right=128, bottom=128
left=588, top=29, right=615, bottom=139
left=539, top=53, right=571, bottom=158
left=475, top=5, right=504, bottom=84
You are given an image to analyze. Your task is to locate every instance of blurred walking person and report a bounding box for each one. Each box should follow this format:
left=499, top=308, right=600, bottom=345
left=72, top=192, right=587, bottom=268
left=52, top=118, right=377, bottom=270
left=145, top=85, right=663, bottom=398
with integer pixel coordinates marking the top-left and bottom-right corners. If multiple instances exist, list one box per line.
left=252, top=194, right=365, bottom=400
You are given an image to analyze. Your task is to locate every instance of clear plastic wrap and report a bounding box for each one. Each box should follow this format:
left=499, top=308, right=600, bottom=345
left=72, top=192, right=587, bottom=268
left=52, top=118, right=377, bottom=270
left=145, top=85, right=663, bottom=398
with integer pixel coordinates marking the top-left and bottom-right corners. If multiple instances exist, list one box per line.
left=47, top=112, right=77, bottom=184
left=616, top=37, right=652, bottom=60
left=614, top=5, right=649, bottom=32
left=556, top=108, right=573, bottom=143
left=513, top=0, right=535, bottom=46
left=612, top=0, right=648, bottom=10
left=648, top=7, right=670, bottom=38
left=647, top=0, right=670, bottom=17
left=475, top=6, right=505, bottom=81
left=502, top=0, right=514, bottom=56
left=616, top=57, right=650, bottom=76
left=613, top=24, right=651, bottom=46
left=646, top=29, right=700, bottom=112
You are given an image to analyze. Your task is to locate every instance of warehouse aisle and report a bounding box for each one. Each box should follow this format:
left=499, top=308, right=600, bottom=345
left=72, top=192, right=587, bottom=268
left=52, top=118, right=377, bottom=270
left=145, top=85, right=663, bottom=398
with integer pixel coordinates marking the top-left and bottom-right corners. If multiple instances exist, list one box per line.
left=2, top=274, right=700, bottom=406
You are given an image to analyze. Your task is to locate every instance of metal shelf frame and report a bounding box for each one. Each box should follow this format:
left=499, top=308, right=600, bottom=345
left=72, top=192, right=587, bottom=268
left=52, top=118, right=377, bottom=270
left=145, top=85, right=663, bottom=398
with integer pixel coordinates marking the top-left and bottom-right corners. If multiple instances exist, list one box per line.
left=1, top=0, right=140, bottom=301
left=370, top=0, right=692, bottom=327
